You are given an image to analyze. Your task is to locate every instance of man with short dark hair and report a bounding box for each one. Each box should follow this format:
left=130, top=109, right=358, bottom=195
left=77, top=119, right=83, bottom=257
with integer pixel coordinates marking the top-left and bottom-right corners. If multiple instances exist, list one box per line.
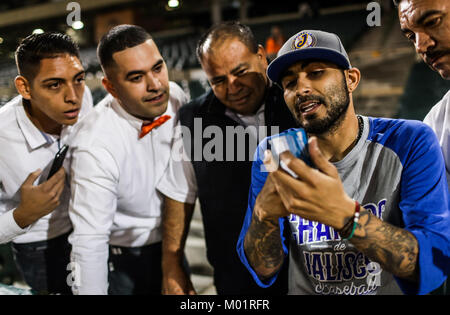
left=0, top=32, right=93, bottom=294
left=237, top=29, right=449, bottom=295
left=394, top=0, right=450, bottom=294
left=158, top=21, right=294, bottom=295
left=68, top=24, right=188, bottom=295
left=395, top=0, right=450, bottom=187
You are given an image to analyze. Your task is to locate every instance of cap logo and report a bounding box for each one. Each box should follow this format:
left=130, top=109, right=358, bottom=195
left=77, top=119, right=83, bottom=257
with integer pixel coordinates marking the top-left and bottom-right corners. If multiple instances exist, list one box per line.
left=292, top=32, right=316, bottom=50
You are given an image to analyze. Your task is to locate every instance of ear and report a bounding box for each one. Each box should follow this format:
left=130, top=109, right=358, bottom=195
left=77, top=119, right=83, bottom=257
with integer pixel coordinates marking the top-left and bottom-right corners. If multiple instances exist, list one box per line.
left=345, top=67, right=361, bottom=93
left=14, top=76, right=32, bottom=100
left=102, top=76, right=118, bottom=99
left=256, top=44, right=269, bottom=67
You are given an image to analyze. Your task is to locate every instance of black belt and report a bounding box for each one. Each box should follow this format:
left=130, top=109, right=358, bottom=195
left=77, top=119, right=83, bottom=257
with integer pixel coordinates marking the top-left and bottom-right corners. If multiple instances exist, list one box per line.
left=109, top=241, right=161, bottom=256
left=12, top=231, right=71, bottom=251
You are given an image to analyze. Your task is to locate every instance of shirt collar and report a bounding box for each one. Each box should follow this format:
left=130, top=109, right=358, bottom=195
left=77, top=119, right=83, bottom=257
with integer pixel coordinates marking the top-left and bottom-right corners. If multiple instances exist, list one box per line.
left=14, top=96, right=52, bottom=150
left=236, top=103, right=265, bottom=119
left=333, top=116, right=369, bottom=170
left=224, top=103, right=266, bottom=127
left=110, top=95, right=169, bottom=132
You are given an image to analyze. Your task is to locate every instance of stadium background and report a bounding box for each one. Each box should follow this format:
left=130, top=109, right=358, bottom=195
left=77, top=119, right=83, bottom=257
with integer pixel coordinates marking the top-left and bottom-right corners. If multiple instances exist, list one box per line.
left=0, top=0, right=449, bottom=294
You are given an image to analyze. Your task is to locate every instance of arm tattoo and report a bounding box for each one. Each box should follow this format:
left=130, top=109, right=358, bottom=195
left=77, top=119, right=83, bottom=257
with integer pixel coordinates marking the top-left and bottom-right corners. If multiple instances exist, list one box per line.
left=352, top=210, right=419, bottom=282
left=244, top=212, right=284, bottom=279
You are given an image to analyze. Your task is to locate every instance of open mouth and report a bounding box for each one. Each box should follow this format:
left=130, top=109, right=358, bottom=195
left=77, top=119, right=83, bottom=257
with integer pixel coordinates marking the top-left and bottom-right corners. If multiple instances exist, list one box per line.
left=228, top=94, right=250, bottom=105
left=298, top=100, right=322, bottom=115
left=426, top=52, right=449, bottom=68
left=144, top=92, right=166, bottom=103
left=63, top=108, right=80, bottom=119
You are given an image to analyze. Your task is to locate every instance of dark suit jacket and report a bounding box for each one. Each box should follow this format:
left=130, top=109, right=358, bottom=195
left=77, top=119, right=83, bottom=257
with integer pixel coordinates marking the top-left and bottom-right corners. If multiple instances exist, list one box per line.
left=179, top=84, right=297, bottom=294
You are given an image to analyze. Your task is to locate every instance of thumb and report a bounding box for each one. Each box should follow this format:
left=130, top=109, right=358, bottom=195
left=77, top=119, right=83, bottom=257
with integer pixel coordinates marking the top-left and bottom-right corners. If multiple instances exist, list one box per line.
left=308, top=137, right=337, bottom=177
left=22, top=169, right=42, bottom=186
left=263, top=150, right=279, bottom=172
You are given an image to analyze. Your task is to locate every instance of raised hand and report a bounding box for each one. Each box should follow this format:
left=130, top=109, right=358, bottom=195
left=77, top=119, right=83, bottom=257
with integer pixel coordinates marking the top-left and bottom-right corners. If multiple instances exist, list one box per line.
left=13, top=167, right=66, bottom=228
left=270, top=136, right=354, bottom=230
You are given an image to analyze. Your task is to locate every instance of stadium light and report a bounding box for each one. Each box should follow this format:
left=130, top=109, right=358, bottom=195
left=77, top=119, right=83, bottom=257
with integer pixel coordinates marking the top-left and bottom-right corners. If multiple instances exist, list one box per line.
left=168, top=0, right=179, bottom=8
left=72, top=21, right=84, bottom=30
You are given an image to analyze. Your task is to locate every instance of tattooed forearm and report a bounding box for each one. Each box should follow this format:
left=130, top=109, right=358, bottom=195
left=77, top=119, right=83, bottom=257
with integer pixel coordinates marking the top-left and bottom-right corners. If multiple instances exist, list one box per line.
left=244, top=210, right=284, bottom=279
left=351, top=209, right=419, bottom=282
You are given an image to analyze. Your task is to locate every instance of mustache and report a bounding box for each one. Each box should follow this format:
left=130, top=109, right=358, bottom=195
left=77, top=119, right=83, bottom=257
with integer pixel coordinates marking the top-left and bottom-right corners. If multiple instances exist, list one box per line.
left=142, top=89, right=168, bottom=102
left=424, top=49, right=450, bottom=65
left=295, top=94, right=326, bottom=107
left=293, top=94, right=326, bottom=118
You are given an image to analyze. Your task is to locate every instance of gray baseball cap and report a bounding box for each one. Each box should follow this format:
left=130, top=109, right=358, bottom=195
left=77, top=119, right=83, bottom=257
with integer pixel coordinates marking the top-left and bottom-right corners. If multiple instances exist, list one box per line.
left=267, top=30, right=351, bottom=85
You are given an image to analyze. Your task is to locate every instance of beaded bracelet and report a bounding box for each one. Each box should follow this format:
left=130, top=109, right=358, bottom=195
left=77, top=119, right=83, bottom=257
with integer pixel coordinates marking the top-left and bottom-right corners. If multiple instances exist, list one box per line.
left=341, top=201, right=361, bottom=241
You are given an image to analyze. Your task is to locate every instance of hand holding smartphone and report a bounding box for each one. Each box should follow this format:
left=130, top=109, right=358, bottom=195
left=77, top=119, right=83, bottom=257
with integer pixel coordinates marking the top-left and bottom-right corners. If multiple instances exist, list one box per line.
left=47, top=144, right=69, bottom=180
left=269, top=129, right=311, bottom=177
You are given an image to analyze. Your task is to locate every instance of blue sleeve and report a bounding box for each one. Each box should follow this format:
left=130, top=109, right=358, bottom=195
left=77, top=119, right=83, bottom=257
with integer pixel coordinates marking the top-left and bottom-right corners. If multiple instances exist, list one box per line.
left=380, top=120, right=450, bottom=294
left=236, top=139, right=289, bottom=288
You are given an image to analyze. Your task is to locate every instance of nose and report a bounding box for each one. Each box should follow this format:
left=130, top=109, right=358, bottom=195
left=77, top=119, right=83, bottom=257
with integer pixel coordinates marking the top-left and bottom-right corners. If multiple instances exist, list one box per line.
left=227, top=75, right=242, bottom=95
left=414, top=32, right=436, bottom=55
left=294, top=76, right=313, bottom=97
left=146, top=74, right=161, bottom=92
left=65, top=84, right=79, bottom=104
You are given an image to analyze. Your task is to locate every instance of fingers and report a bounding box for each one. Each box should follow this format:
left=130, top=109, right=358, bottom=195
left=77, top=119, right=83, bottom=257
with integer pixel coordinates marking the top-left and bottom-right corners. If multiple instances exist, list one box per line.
left=39, top=167, right=65, bottom=206
left=276, top=137, right=339, bottom=182
left=271, top=168, right=327, bottom=220
left=53, top=178, right=65, bottom=201
left=46, top=167, right=66, bottom=186
left=307, top=137, right=338, bottom=178
left=41, top=167, right=65, bottom=192
left=271, top=168, right=308, bottom=202
left=161, top=267, right=196, bottom=295
left=49, top=173, right=65, bottom=203
left=278, top=151, right=318, bottom=185
left=263, top=150, right=278, bottom=172
left=22, top=169, right=42, bottom=186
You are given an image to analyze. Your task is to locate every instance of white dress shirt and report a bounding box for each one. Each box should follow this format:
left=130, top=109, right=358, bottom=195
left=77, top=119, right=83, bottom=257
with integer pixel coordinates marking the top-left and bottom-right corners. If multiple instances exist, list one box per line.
left=0, top=87, right=93, bottom=244
left=68, top=82, right=188, bottom=295
left=157, top=103, right=265, bottom=204
left=424, top=90, right=450, bottom=187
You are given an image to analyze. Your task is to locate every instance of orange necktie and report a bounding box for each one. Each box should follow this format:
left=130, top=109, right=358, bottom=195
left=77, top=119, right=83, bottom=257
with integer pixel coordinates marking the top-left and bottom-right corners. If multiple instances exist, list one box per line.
left=139, top=115, right=171, bottom=139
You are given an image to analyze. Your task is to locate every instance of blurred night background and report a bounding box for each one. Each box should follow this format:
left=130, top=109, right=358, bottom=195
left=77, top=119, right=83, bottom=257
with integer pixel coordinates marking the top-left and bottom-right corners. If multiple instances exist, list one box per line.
left=1, top=0, right=450, bottom=294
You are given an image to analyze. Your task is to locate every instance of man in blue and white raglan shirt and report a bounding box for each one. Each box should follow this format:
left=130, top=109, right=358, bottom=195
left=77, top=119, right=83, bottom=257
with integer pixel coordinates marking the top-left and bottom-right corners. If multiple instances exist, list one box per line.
left=237, top=30, right=450, bottom=295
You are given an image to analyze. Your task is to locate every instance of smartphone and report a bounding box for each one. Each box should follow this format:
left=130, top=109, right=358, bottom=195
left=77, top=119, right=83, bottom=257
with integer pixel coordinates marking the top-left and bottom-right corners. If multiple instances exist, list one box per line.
left=47, top=144, right=69, bottom=180
left=269, top=129, right=312, bottom=177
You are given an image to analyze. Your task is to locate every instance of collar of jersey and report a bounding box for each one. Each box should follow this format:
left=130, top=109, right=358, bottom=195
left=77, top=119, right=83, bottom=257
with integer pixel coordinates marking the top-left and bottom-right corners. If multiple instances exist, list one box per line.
left=332, top=115, right=369, bottom=170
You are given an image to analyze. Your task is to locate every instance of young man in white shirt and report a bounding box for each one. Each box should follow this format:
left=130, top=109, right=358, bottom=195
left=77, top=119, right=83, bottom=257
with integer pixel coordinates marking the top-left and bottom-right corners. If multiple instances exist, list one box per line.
left=0, top=32, right=92, bottom=294
left=68, top=24, right=188, bottom=295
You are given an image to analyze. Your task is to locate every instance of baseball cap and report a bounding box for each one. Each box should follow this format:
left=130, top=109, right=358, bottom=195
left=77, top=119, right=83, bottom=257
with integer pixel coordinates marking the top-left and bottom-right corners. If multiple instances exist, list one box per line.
left=267, top=30, right=351, bottom=85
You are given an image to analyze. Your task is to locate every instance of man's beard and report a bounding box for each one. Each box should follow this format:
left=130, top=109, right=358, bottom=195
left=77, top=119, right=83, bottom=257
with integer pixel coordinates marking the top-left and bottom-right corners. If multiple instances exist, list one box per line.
left=294, top=74, right=350, bottom=135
